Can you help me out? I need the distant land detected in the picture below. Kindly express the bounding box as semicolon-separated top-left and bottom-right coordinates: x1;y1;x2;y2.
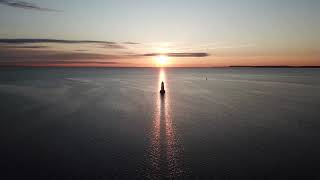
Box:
228;66;320;68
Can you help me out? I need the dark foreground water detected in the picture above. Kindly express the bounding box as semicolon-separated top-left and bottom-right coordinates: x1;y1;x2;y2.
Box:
1;67;320;179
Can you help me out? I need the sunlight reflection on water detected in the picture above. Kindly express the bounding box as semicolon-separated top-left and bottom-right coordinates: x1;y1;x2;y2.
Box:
148;68;183;179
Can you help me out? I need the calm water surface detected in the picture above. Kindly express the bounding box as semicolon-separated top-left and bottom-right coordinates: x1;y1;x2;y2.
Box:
1;67;320;179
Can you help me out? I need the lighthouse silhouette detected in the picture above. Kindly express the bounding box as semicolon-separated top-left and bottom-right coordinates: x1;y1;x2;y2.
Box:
160;81;165;95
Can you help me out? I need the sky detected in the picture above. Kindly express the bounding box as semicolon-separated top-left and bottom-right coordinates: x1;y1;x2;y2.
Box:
0;0;319;67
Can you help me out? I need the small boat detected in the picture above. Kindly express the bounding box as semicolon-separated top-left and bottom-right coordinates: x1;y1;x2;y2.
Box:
160;81;165;95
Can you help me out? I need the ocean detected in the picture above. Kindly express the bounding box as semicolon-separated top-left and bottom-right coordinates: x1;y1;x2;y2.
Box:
1;67;320;179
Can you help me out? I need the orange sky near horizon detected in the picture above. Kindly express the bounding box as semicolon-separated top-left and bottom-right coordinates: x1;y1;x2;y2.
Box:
0;41;319;67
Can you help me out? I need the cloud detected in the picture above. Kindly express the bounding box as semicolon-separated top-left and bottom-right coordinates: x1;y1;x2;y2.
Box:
142;52;209;57
0;60;122;66
0;38;134;50
0;0;61;12
103;44;127;49
0;48;129;62
0;38;116;44
123;42;140;45
0;45;48;49
75;49;89;52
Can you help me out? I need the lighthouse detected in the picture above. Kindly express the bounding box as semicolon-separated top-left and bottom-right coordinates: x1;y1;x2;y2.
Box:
160;81;165;95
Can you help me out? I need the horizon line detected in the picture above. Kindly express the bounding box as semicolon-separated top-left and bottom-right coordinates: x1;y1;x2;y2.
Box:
0;65;319;68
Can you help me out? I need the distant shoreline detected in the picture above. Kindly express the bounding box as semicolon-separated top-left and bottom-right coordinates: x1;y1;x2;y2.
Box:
227;66;320;68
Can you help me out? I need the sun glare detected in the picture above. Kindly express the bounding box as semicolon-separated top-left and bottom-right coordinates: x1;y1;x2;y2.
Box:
155;55;169;66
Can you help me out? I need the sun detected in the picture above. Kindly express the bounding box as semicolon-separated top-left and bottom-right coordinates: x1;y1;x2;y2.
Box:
155;55;169;66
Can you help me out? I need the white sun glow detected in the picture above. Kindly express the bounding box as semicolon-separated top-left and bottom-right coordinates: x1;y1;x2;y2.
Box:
155;55;169;66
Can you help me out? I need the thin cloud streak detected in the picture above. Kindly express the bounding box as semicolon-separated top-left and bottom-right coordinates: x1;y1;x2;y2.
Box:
0;48;129;61
0;0;61;12
0;45;49;49
0;39;116;44
0;60;121;65
123;42;140;45
142;52;209;57
103;44;127;49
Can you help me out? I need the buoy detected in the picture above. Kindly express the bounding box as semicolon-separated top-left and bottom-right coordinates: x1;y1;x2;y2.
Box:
160;81;165;95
